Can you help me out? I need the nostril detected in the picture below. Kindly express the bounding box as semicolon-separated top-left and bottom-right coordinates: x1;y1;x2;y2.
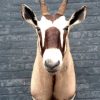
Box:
45;60;60;69
54;61;60;67
45;60;52;68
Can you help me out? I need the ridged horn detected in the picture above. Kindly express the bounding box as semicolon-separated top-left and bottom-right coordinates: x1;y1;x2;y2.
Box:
57;0;68;15
39;0;49;16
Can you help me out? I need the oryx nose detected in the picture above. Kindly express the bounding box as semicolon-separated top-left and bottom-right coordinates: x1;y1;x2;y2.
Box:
45;59;60;69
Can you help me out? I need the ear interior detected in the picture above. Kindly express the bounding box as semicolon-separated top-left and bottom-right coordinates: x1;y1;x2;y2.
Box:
69;6;87;26
21;4;38;26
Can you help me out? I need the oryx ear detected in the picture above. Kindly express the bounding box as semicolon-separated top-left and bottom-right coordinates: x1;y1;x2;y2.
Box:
21;4;38;27
69;6;87;26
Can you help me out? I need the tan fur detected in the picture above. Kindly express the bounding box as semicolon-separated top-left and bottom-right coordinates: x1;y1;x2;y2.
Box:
21;2;87;100
31;37;76;100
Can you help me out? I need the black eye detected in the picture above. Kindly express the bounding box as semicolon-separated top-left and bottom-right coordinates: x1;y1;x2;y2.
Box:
64;26;68;31
36;27;41;32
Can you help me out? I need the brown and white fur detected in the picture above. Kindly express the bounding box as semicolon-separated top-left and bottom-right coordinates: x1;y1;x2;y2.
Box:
21;0;87;100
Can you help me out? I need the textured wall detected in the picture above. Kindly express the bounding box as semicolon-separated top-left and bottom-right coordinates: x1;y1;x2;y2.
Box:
0;0;100;100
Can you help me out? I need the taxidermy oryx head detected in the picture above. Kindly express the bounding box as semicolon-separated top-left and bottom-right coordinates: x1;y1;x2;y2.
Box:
21;0;87;74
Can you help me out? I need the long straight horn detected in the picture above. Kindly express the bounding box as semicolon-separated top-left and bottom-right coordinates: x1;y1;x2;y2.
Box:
57;0;68;15
39;0;49;16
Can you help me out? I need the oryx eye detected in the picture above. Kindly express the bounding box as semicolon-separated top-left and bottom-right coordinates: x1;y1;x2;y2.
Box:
63;26;68;31
36;27;41;32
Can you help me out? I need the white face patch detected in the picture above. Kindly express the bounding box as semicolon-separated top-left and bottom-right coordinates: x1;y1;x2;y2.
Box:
38;16;69;47
43;48;63;69
38;17;52;47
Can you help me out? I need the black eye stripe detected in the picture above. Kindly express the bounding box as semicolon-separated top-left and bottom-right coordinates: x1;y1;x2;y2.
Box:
63;26;69;31
36;27;41;32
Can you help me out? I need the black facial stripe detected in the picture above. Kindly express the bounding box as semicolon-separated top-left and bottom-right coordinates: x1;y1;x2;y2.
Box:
37;26;68;57
62;32;67;56
38;31;45;55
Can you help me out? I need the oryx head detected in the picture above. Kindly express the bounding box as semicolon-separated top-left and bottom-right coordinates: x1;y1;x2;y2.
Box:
21;0;87;74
